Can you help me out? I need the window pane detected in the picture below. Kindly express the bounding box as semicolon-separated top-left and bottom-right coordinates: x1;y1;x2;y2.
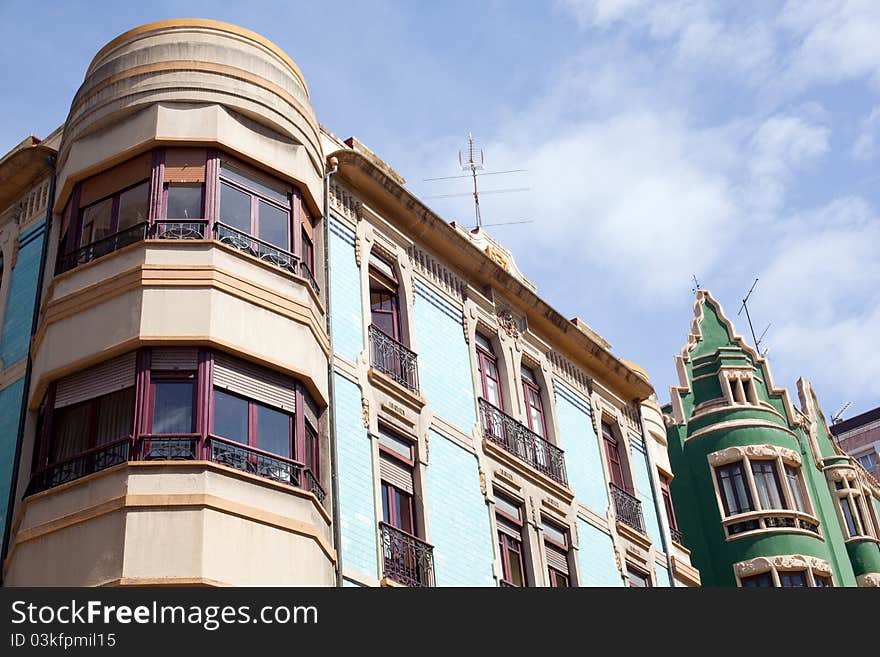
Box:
718;463;753;515
117;182;150;231
258;201;289;249
213;390;248;443
814;575;832;587
840;497;859;536
381;483;391;525
495;494;522;522
506;539;524;587
220;182;251;233
81;198;113;244
779;571;807;587
52;402;92;462
542;520;567;546
304;426;318;477
152;381;194;434
378;428;413;460
741;573;773;587
302;232;314;269
550;569;570;588
475;333;494;353
95;387;135;444
752;461;785;510
166;184;203;219
220;162;289;205
785;465;809;513
256;404;291;458
627;569;649;587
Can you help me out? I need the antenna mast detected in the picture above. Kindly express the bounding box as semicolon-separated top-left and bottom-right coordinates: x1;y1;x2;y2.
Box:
459;132;484;228
737;278;761;352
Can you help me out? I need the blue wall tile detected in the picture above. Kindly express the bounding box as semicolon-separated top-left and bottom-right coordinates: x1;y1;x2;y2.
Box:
0;379;25;547
1;221;44;365
334;374;378;579
413;282;476;432
328;219;363;362
554;383;608;514
577;519;623;587
425;430;495;586
629;434;663;548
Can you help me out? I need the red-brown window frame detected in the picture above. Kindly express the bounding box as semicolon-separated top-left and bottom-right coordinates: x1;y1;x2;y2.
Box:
148;371;197;435
659;473;678;531
521;365;547;437
476;334;504;411
602;421;626;489
495;492;527;587
369;254;402;342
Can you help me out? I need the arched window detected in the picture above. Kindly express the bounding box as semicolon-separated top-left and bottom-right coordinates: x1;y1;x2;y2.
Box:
369;253;401;342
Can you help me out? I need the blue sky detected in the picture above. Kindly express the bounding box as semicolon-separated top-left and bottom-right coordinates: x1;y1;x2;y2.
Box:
2;1;878;419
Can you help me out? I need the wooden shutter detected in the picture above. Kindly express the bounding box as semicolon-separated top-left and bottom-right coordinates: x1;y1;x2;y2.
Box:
151;348;199;371
164;149;206;183
546;544;569;574
55;352;136;408
80;152;152;207
379;453;413;494
213;353;296;412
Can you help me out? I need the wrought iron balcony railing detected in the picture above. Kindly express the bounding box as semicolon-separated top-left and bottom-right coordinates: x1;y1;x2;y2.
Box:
207;435;326;502
57;222;149;273
153;220;208;240
369;325;419;394
300;261;320;296
214;222;299;274
379;522;435;587
26;437;132;495
135;434;200;461
670;527;684;545
610;483;645;534
478;398;568;486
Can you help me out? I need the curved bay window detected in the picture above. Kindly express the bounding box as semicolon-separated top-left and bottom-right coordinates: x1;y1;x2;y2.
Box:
710;447;819;538
831;471;878;540
56;148;320;293
29;348;325;501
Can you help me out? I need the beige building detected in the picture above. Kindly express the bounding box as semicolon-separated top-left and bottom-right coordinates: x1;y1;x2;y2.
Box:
2;19;699;588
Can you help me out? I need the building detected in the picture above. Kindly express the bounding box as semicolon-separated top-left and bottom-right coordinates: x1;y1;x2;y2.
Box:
0;134;58;550
832;407;880;481
664;289;880;587
0;18;699;587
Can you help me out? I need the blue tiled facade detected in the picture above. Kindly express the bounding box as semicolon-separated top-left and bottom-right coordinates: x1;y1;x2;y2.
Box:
0;380;25;547
328;218;363;362
577;519;623;587
425;430;495;586
1;221;44;365
412;281;476;432
334;374;378;580
630;434;663;548
554;383;608;514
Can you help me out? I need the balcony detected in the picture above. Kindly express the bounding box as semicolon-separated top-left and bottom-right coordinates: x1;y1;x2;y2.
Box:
610;483;645;534
670;526;684;545
379;522;435;587
369;325;419;394
478;398;567;486
214;222;299;274
57;222;148;273
26;434;325;503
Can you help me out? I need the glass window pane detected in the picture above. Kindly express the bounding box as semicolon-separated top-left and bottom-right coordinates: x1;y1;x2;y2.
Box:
780;571;807;587
495;494;521;522
52;402;92;462
166;184;203;219
220;182;252;233
378;428;413;460
220;162;289;205
785;465;808;513
258;201;289;249
741;573;773;587
256;404;291;458
117;182;150;231
94;387;135;445
542;520;567;546
381;483;391;524
213;390;248;443
152;381;194;434
840;497;858;536
81;198;113;244
506;540;523;586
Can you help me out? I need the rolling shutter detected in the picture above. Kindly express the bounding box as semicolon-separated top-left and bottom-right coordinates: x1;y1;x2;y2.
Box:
164;149;207;183
546;544;569;574
80;152;152;207
213;353;296;412
379;453;413;494
55;352;136;408
151;348;199;371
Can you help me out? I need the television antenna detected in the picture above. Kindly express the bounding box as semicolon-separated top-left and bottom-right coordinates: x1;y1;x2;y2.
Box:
422;132;530;229
691;274;701;293
831;402;852;424
736;278;764;353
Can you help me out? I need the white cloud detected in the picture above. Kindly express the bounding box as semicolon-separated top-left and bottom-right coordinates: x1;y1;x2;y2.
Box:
852;106;880;160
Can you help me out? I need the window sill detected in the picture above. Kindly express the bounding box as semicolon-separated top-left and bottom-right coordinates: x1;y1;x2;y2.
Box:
481;438;574;503
367;367;426;411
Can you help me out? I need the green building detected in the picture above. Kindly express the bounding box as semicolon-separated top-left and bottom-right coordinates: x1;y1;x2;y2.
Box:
664;290;880;587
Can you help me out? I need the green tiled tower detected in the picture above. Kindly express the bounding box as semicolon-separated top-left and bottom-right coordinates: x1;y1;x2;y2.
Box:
664;290;880;587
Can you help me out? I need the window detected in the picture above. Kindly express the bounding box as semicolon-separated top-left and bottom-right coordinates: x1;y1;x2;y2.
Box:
627;567;651;588
51;387;135;462
751;460;786;511
303;423;319;479
716;462;755;516
150;376;195;434
660;473;679;535
495;492;527;587
80;181;149;246
856;452;877;471
521;365;547;438
778;570;807;587
378;426;417;536
542;518;571;588
602;422;626;489
301;228;314;273
212;389;295;458
369;254;401;341
476;333;503;410
784;465;809;513
814;574;833;587
166;184;203;220
219;160;292;250
740;573;773;587
832;475;875;539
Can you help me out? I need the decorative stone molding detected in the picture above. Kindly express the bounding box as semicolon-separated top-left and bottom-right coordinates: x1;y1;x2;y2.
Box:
478;467;487;496
857;573;880;587
330;182;361;223
733;554;831;578
708;444;801;467
407;244;466;301
497;308;520;340
361;397;370;429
